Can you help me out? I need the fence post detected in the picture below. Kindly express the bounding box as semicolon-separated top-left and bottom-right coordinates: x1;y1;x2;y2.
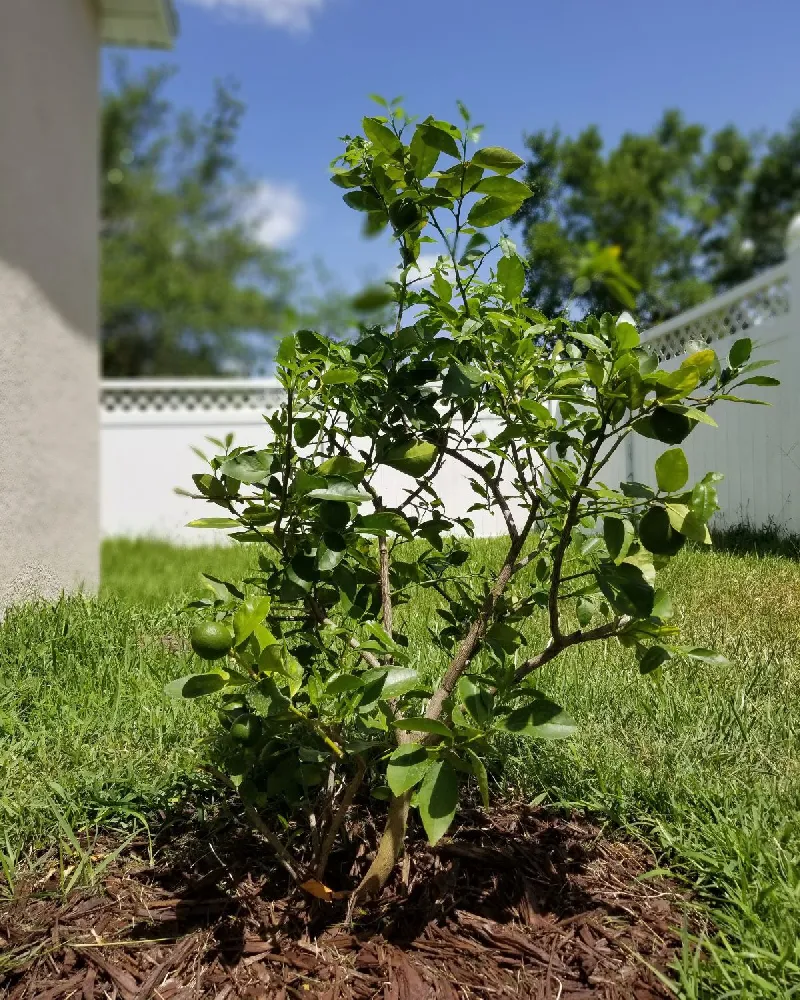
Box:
786;214;800;327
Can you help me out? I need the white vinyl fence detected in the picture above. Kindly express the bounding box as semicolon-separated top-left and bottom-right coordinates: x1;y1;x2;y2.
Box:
101;380;519;543
600;219;800;531
101;217;800;542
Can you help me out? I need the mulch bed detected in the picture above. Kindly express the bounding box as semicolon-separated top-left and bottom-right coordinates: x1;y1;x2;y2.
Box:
1;804;687;999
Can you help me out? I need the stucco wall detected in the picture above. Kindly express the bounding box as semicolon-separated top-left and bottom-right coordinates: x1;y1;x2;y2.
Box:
0;0;100;608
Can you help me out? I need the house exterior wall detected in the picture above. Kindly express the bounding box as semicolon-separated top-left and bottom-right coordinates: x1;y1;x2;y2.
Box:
0;0;100;609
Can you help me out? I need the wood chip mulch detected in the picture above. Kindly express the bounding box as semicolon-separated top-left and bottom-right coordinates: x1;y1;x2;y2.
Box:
1;804;688;999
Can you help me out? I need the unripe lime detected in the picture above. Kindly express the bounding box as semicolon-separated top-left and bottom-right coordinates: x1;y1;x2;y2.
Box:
190;621;233;661
230;714;262;746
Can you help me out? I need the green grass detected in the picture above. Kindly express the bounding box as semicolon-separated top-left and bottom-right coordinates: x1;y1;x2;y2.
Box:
2;537;800;996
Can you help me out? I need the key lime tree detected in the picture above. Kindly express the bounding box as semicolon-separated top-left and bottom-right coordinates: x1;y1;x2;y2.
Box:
169;99;776;898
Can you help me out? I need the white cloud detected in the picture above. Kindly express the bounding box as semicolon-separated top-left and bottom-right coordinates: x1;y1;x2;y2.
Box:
182;0;325;32
240;181;306;247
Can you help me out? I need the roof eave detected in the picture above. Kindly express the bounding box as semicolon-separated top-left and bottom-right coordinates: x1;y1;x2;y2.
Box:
99;0;178;50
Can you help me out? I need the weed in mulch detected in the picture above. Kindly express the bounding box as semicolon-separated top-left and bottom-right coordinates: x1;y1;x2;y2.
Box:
1;803;687;999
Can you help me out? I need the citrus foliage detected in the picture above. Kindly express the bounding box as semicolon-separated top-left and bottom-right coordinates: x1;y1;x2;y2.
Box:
169;98;776;893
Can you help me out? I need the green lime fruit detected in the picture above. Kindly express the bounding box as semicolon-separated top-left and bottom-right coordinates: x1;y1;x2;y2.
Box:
230;714;262;746
651;407;693;445
639;506;685;556
190;621;234;661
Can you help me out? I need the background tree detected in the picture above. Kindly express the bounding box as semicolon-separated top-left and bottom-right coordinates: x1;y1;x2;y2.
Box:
101;62;294;376
516;111;800;324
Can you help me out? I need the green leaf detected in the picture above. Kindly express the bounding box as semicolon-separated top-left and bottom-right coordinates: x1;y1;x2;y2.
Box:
362;116;402;155
464;748;490;808
638;646;672;675
318;532;346;572
639;506;685;556
233;596;272;646
418;123;461;159
497;255;526;299
308;480;371;503
604;516;634;563
467;195;520;228
321;367;360;386
474;175;531;199
614;321;640;350
359;667;420;710
248;676;291;717
387;743;432;795
294;418;320;447
497;698;578;740
735;376;780;387
684;647;730;666
317;455;365;481
651;589;674;621
391;717;453;740
356;511;413;539
276;335;297;366
472;146;525;174
680;349;716;376
571;331;609;354
410;128;440;179
666;503;712;544
457;675;493;726
416;760;459;846
729;337;752;367
186;518;240;529
383;439;438;476
295;470;327;496
690;481;718;521
326;674;364;695
220;450;271;484
655;448;689;493
343;189;383;212
519;398;554;424
165;672;226;699
611;563;655;617
201;573;244;601
653;368;700;400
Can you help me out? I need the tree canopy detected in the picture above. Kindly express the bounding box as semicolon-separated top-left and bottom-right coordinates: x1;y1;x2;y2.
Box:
516;110;800;324
101;62;293;376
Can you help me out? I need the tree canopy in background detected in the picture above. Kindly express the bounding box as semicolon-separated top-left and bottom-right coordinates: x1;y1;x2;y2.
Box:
516;110;800;324
101;62;294;376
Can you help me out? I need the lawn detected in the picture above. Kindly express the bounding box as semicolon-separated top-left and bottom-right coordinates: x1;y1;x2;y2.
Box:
1;536;799;996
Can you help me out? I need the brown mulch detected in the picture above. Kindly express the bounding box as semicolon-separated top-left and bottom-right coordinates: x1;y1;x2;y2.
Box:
1;804;687;999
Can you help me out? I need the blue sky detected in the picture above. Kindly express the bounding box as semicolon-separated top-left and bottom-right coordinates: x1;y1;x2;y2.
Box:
108;0;800;294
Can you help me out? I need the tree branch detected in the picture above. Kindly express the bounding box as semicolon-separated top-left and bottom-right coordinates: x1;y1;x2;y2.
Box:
513;617;630;684
315;755;366;880
547;420;607;642
309;597;382;671
442;446;519;542
423;505;538;725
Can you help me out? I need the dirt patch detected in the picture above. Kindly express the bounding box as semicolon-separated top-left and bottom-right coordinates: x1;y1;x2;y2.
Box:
1;804;686;998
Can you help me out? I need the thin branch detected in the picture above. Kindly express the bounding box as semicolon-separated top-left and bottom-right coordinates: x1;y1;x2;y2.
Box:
513;617;630;684
423;503;539;726
202;766;301;881
308;596;382;671
315;756;366;880
547;419;607;642
441;446;519;542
